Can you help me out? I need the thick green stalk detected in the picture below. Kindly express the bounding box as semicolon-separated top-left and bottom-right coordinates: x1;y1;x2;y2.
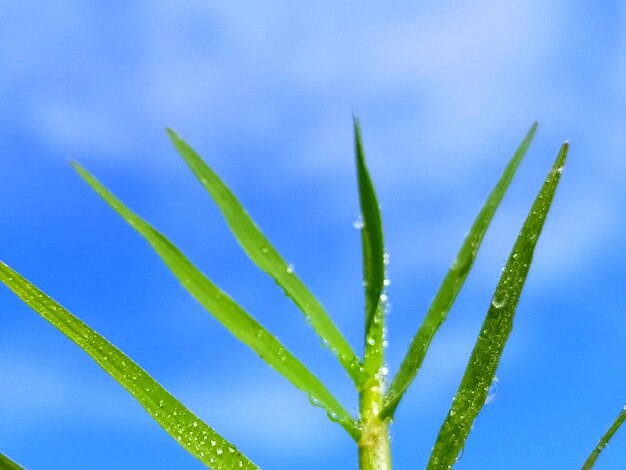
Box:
358;375;391;470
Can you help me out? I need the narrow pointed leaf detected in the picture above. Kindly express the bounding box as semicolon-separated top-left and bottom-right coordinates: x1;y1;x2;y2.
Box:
582;404;626;469
166;129;365;387
354;117;386;376
0;262;257;469
383;122;538;418
71;162;360;440
427;142;568;469
0;451;25;470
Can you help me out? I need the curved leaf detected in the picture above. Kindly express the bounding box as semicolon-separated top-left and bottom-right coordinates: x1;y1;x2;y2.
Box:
166;129;365;387
71;162;360;440
382;122;538;418
427;142;568;469
0;262;257;469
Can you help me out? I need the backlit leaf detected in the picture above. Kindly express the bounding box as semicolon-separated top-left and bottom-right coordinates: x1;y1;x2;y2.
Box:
383;123;538;418
72;162;360;440
427;142;568;469
0;262;258;469
166;129;365;387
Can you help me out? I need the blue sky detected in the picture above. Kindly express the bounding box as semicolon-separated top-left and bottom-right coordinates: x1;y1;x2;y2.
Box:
1;1;625;469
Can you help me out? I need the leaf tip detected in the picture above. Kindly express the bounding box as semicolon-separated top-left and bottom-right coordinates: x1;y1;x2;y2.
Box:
70;160;88;177
165;127;178;140
557;141;569;166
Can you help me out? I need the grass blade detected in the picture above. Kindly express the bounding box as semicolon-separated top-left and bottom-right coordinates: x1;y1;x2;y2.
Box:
353;117;386;376
427;142;568;469
582;404;626;469
0;262;257;469
0;451;25;470
354;117;393;469
166;129;365;387
382;123;538;418
71;162;360;440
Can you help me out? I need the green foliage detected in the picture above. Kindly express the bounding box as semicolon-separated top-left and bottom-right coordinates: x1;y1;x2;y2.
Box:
583;404;626;469
0;451;25;470
427;142;568;469
0;262;257;469
0;119;574;469
382;122;537;419
166;128;365;388
71;162;359;440
353;117;386;354
354;117;392;470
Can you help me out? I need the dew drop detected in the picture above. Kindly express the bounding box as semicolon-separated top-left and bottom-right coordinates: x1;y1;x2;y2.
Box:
286;263;295;274
216;447;224;455
353;215;364;230
380;366;389;376
455;445;464;463
388;419;396;443
485;376;499;404
366;337;375;346
308;394;322;408
383;278;391;287
491;294;508;309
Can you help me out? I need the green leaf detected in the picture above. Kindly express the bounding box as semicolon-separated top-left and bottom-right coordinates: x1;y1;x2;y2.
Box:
382;122;538;418
353;117;386;377
166;129;365;388
427;142;568;469
0;262;257;470
0;451;25;470
71;162;360;440
582;404;626;469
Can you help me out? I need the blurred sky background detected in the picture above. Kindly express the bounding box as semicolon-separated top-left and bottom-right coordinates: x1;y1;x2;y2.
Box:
1;1;625;469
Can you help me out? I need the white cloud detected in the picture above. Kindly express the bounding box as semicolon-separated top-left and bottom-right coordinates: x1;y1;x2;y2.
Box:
1;0;561;171
166;376;349;454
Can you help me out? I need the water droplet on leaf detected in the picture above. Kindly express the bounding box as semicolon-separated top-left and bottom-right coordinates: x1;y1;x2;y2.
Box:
485;376;499;404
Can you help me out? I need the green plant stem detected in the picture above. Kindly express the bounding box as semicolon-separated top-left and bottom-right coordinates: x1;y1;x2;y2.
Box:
358;376;391;470
582;405;626;470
